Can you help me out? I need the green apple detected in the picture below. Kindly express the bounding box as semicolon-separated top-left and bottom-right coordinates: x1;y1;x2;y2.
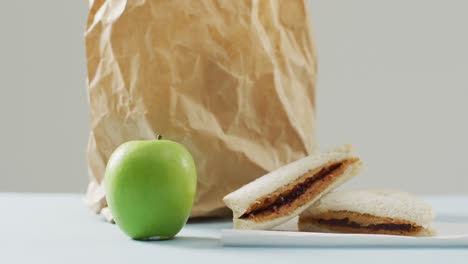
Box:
104;139;197;240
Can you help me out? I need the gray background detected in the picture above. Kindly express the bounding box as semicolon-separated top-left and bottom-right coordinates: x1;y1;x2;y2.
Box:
0;1;466;194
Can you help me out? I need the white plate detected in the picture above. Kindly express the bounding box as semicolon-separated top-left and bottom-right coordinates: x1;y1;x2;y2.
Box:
221;217;468;247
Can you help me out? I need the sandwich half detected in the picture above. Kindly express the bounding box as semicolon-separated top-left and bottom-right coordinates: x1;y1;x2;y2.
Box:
223;144;363;230
298;189;435;236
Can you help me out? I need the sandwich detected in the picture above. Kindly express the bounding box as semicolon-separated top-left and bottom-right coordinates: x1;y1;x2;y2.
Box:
223;144;363;230
298;189;435;236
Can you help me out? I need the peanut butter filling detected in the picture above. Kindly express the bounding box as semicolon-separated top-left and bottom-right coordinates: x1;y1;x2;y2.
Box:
299;210;422;236
240;158;358;222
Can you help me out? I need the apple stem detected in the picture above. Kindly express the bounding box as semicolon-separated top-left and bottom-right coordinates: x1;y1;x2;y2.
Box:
157;135;162;140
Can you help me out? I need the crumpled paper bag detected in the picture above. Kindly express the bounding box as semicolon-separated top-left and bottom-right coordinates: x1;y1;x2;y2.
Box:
84;0;318;219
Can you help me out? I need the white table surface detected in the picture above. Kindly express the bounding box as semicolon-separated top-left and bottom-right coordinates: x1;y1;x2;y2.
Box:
1;193;467;264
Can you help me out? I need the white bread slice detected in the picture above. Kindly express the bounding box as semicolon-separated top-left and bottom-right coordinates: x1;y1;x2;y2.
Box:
301;189;434;228
232;163;363;229
223;144;363;230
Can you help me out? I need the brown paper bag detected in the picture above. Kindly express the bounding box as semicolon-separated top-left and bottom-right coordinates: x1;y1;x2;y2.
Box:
84;0;318;218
